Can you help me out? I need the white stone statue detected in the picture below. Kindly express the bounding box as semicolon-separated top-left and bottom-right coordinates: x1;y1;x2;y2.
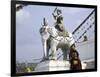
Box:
40;17;75;61
37;8;87;71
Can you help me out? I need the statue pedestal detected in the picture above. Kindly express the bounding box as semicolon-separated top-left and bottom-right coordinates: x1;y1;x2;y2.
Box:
35;60;87;72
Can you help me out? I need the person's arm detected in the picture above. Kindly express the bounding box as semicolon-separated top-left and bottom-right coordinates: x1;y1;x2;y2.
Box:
52;13;57;20
52;7;58;20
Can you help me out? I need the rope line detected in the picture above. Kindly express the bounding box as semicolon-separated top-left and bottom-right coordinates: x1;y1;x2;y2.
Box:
72;9;95;35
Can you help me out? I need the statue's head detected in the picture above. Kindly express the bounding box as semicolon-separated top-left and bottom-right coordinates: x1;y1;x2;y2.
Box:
57;9;62;15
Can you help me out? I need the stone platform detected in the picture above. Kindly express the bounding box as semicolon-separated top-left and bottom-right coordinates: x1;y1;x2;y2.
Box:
35;60;86;72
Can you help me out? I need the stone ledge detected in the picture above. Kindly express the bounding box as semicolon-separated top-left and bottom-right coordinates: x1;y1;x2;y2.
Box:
34;60;86;72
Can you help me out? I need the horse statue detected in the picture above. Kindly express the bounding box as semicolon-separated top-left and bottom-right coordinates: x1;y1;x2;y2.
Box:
40;18;75;61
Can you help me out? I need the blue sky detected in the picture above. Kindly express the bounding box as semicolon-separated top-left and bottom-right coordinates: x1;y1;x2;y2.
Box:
16;5;94;63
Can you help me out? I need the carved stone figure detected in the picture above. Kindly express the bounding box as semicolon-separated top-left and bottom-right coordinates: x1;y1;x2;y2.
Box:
39;8;80;62
52;7;64;31
52;7;69;37
40;17;75;60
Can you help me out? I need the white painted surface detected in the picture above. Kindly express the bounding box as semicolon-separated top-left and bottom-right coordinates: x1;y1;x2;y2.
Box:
76;39;94;60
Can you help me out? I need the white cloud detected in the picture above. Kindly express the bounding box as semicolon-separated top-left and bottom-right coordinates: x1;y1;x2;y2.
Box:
16;7;31;25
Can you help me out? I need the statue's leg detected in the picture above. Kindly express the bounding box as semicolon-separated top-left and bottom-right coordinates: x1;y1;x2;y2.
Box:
47;47;50;58
62;49;67;61
51;46;57;60
46;38;51;59
42;38;47;60
50;40;58;60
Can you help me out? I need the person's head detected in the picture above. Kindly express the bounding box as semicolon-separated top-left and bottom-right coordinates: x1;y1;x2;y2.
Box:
72;51;79;59
57;9;62;15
